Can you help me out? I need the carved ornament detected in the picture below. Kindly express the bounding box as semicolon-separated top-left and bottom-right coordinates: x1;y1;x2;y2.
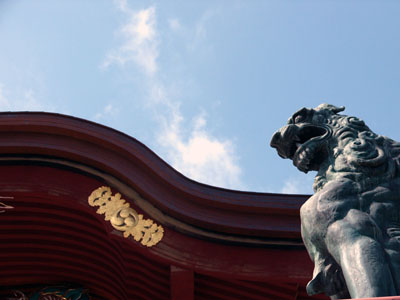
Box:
88;186;163;247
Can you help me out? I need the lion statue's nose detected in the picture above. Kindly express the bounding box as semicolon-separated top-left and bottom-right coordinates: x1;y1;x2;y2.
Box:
270;131;281;149
270;130;289;159
270;125;298;159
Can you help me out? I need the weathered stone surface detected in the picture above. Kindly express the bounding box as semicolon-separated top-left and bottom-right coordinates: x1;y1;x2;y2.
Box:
271;104;400;299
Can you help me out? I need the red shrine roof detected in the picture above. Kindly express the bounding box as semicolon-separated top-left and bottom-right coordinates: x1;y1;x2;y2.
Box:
0;112;329;299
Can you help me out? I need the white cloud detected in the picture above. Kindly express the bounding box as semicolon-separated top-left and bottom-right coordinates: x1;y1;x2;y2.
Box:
113;0;128;12
102;5;158;75
94;103;119;121
0;84;53;111
280;176;314;194
168;18;181;31
187;9;217;51
157;104;242;189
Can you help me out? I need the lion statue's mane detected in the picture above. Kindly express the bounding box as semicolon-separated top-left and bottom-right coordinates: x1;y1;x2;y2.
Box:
312;104;400;193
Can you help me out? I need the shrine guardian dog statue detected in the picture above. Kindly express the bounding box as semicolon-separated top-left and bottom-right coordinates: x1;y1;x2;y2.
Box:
271;104;400;299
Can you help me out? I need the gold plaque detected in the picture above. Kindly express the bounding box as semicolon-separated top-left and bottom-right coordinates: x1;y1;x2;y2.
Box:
88;186;163;247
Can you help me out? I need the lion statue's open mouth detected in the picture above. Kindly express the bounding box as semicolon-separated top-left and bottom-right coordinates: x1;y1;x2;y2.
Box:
270;111;331;173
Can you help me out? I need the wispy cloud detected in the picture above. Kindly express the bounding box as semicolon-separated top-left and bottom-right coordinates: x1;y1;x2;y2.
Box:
114;0;128;12
94;103;119;121
0;84;53;111
105;2;243;189
188;9;217;52
156;100;242;188
102;4;158;75
168;18;181;31
280;176;314;194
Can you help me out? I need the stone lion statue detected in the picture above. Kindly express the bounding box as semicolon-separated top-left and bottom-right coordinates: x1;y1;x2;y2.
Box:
271;104;400;299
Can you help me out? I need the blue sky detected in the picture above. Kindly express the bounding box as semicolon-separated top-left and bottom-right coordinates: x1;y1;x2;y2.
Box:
1;0;400;194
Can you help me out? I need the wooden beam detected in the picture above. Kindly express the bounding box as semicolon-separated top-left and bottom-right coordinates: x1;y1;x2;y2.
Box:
170;265;194;300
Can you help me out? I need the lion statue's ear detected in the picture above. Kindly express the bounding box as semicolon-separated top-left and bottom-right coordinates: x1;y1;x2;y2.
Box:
315;103;345;114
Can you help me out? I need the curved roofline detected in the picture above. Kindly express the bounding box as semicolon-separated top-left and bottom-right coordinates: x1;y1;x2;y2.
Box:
0;111;309;242
0;111;309;196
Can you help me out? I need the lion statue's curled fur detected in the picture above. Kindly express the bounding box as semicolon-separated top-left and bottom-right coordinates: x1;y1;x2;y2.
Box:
271;104;400;299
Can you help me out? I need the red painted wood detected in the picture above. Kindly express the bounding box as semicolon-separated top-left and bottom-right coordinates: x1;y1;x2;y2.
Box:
0;165;312;281
170;265;194;300
0;164;326;299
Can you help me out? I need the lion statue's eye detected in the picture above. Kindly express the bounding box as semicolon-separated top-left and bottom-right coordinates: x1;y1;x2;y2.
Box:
294;115;305;123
